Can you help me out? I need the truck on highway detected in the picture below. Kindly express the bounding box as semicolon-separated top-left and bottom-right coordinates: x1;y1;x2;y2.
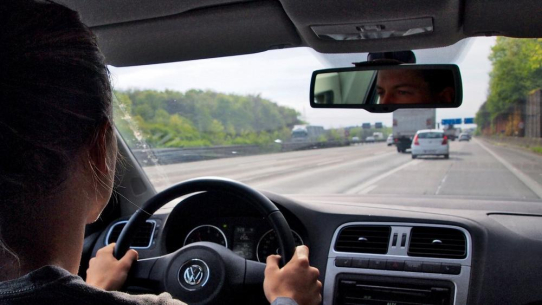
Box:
372;132;384;141
291;125;325;142
392;109;436;153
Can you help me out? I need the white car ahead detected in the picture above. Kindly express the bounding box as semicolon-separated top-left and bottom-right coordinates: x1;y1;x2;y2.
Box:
411;130;449;159
386;134;394;146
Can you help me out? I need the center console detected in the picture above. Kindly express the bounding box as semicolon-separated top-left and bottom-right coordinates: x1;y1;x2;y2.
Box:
323;222;472;305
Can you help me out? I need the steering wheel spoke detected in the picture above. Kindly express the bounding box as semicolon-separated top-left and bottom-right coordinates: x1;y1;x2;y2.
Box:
126;256;165;290
244;260;266;288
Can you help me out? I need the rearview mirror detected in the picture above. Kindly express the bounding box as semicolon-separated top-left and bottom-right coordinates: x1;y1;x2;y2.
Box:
310;64;462;113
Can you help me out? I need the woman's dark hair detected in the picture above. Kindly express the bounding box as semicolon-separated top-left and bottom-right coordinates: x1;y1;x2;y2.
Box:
0;1;112;208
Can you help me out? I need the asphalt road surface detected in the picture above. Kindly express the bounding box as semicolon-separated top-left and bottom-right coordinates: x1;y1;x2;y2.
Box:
144;138;542;201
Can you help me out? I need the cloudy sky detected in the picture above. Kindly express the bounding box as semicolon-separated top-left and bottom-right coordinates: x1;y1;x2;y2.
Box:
109;37;496;129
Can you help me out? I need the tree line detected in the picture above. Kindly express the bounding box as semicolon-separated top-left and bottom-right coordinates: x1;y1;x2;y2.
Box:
475;38;542;130
113;89;303;148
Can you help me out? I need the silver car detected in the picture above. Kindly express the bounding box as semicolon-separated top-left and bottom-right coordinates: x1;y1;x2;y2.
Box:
386;134;394;146
411;130;449;159
458;133;471;141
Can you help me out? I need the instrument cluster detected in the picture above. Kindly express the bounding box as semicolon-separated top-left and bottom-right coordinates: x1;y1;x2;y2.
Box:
163;191;307;262
181;217;304;262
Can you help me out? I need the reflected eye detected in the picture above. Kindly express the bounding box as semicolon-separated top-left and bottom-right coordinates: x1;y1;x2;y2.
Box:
397;90;413;96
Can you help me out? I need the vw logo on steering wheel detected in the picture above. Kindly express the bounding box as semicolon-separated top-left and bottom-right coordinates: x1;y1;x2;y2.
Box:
178;259;210;291
184;265;204;285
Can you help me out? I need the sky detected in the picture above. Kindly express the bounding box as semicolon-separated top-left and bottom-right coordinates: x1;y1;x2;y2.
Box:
109;37;496;129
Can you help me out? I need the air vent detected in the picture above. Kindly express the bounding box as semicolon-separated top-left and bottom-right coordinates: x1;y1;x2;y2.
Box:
334;226;391;254
106;221;156;248
408;227;467;259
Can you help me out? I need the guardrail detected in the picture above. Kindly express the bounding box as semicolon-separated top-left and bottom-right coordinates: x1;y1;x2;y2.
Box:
480;135;542;148
132;140;357;166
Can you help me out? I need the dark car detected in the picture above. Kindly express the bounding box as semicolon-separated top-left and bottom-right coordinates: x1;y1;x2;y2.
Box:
458;133;471;141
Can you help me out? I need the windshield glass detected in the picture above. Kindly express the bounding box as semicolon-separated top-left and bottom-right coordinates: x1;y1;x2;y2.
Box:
112;37;542;202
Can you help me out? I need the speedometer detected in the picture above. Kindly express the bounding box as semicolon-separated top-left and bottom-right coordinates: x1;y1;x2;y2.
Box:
256;230;304;262
184;225;228;248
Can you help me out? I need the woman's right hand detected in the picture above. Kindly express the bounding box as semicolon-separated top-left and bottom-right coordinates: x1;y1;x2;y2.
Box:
263;246;322;305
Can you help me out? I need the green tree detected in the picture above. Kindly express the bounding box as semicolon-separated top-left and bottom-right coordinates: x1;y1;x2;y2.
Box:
113;88;304;148
134;104;154;121
153;109;170;125
476;38;542;127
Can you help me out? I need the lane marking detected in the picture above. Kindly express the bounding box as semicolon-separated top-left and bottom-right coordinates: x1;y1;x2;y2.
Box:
250;151;396;188
434;144;461;195
317;159;344;166
373;151;391;156
476;139;542;199
346;159;421;194
358;184;378;194
435;173;448;195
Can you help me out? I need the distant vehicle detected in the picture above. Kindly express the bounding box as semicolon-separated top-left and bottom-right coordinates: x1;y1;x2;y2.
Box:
373;132;384;141
463;128;476;135
393;109;436;153
365;136;375;143
291;125;325;142
351;136;360;143
458;133;471;141
411;130;449;159
386;134;394;146
443;125;461;141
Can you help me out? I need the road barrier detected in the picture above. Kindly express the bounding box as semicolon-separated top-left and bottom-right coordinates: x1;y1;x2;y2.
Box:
479;136;542;149
280;141;350;152
132;140;355;166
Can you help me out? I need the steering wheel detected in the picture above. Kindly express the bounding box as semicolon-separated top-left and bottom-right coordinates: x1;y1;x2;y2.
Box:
113;177;296;305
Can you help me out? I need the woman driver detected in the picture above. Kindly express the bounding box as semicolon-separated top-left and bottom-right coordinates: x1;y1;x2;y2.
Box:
0;1;321;305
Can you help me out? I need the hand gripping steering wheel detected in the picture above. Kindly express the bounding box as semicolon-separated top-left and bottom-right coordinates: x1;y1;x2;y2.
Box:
113;177;296;305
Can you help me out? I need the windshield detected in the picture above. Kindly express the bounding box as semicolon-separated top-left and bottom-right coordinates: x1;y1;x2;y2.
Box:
112;37;542;202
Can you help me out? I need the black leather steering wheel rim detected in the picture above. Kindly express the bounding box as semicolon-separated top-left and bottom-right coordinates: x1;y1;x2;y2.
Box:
114;177;296;266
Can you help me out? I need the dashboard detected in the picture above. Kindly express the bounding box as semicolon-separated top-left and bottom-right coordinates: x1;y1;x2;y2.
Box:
92;191;542;305
101;191;308;263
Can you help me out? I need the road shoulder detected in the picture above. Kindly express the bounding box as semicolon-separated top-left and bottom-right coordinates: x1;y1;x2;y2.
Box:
476;138;542;199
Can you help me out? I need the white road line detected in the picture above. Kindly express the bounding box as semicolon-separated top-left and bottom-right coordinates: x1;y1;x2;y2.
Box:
317;159;344;166
476;138;542;199
373;151;390;155
435;173;448;195
346;159;421;194
253;151;396;189
358;184;378;194
435;147;458;196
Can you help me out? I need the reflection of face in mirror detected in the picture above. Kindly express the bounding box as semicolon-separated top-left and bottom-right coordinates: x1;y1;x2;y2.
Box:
376;70;455;104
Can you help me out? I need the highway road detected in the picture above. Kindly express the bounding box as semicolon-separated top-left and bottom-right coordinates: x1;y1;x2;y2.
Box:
144;138;542;202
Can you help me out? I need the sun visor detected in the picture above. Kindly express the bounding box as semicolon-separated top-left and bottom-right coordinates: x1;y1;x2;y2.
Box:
463;0;542;37
57;0;258;27
92;1;301;66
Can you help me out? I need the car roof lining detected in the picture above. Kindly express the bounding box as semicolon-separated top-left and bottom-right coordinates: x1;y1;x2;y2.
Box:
87;1;302;66
57;0;542;67
56;0;259;27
